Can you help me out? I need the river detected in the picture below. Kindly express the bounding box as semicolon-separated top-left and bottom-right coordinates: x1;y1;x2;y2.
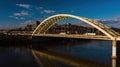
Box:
0;39;119;67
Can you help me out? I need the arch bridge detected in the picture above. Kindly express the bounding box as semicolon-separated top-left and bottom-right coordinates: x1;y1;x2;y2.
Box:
32;14;120;40
32;14;120;59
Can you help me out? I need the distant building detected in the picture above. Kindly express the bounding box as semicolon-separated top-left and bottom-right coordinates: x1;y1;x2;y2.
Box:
32;21;40;31
36;21;40;26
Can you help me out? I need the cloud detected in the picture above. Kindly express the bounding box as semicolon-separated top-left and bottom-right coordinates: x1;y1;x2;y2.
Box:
16;4;31;9
43;10;55;14
74;16;120;28
19;17;25;20
9;16;25;20
14;10;30;16
9;10;31;20
16;4;44;11
9;16;18;19
94;16;120;28
36;7;43;10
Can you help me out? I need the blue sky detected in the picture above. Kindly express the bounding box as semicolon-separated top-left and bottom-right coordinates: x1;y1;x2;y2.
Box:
1;0;120;29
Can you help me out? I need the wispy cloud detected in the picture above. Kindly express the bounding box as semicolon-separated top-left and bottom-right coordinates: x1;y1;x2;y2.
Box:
9;10;30;20
9;4;56;22
8;11;31;20
14;4;56;16
13;10;30;16
36;7;43;10
43;9;55;14
75;16;120;28
94;16;120;28
9;16;25;20
16;4;31;9
19;17;25;20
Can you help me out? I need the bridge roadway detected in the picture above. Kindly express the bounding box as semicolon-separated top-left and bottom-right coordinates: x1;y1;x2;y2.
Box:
33;34;111;40
18;34;111;40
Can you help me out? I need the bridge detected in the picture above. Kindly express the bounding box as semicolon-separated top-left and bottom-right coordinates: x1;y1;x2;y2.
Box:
32;14;120;40
4;14;120;59
32;14;120;59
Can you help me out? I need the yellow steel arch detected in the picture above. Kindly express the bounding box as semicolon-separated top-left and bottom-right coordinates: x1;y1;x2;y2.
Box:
32;14;119;40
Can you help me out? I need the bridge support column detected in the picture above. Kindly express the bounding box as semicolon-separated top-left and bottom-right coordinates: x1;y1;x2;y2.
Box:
112;38;117;59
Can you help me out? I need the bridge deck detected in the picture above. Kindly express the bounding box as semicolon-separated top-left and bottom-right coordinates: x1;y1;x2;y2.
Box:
32;34;111;40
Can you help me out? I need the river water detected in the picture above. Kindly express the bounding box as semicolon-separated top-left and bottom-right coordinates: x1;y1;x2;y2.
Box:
0;39;119;67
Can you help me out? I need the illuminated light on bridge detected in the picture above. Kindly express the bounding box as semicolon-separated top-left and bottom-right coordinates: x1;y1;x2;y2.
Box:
31;14;120;60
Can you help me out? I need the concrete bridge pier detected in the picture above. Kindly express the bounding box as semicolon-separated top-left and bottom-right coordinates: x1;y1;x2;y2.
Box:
112;38;117;59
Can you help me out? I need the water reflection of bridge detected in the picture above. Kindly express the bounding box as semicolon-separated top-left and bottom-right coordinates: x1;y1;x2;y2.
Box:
31;49;111;67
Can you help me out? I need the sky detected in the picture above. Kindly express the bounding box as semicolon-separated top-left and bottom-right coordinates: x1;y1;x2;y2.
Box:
1;0;120;29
